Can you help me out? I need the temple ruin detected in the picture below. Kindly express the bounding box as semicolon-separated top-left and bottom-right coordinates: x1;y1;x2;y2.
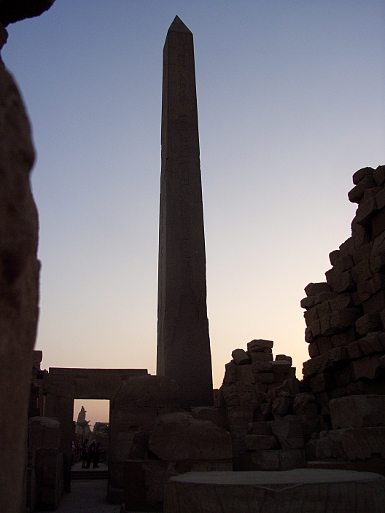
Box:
1;6;385;513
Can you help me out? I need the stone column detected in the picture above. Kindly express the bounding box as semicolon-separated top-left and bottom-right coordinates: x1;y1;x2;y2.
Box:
157;16;213;408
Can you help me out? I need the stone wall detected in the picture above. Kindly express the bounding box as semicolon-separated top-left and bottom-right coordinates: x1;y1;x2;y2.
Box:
301;166;385;420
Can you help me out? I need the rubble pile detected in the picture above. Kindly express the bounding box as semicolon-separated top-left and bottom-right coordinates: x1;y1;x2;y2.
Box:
218;339;319;470
301;166;385;420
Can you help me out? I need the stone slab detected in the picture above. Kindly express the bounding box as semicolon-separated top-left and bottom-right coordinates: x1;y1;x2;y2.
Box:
164;469;385;512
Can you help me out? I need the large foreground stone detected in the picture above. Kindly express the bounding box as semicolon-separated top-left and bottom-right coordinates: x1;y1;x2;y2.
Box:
164;469;385;512
0;55;40;513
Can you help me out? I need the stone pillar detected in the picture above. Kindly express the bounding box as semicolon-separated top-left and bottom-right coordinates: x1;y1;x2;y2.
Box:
157;16;213;409
44;394;73;493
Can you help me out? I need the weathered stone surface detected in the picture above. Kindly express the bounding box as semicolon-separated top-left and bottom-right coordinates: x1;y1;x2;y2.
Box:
164;469;385;512
148;412;232;461
0;55;41;513
330;395;385;429
156;16;213;408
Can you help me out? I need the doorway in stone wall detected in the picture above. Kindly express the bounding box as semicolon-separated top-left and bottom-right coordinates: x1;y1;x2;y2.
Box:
72;399;110;475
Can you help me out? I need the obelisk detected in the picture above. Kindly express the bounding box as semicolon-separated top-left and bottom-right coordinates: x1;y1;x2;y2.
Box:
157;16;213;408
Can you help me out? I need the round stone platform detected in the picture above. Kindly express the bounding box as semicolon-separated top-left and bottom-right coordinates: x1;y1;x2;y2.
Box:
164;468;385;512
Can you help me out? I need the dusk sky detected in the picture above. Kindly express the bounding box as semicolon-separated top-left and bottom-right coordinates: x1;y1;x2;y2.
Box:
3;1;384;425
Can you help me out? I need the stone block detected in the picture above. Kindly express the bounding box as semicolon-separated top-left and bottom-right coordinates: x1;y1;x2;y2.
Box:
308;342;320;358
272;396;290;419
164;468;385;513
310;372;334;394
329;249;340;266
330;395;385;429
371;207;385;238
375;186;385;210
333;254;355;274
124;459;175;511
362;290;385;314
245;435;278;451
351;355;381;381
358;332;384;355
223;360;237;383
249;351;273;363
353;166;375;185
271;361;291;373
304;306;319;324
304;282;330;297
334;365;352;387
339;237;355;255
271;416;304;449
236;364;255;383
300;295;315;309
250;449;280;470
317;337;332;354
251;361;272;374
370;253;385;274
29;417;60;450
347;341;364;359
355;197;378;225
247;421;272;436
148;412;232;461
247;339;274;351
348;175;377;203
191;407;227;431
353;241;373;265
322;426;385;461
356;313;382;336
232;348;249;365
352;219;372;247
373;165;385;185
276;355;293;365
326;269;355;293
254;372;274;383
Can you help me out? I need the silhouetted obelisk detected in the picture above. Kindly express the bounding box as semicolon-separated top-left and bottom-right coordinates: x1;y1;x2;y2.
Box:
157;16;213;408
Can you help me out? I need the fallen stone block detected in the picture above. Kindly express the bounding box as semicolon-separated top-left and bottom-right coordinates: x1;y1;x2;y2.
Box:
232;348;249;365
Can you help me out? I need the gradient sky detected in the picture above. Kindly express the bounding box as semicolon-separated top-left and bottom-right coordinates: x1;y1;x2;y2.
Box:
3;1;385;425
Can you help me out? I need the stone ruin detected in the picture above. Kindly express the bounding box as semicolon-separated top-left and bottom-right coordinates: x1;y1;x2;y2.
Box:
1;5;385;513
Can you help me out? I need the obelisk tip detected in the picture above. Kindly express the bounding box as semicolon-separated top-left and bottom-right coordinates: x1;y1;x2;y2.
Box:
168;15;192;34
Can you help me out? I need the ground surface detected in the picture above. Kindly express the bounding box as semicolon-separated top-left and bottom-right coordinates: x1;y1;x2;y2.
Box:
54;480;120;513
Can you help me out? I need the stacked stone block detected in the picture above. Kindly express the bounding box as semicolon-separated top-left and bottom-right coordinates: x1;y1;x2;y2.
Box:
308;395;385;475
301;166;385;415
218;339;318;470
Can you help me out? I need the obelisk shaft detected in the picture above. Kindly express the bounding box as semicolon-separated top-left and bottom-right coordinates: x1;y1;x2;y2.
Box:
157;16;213;408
